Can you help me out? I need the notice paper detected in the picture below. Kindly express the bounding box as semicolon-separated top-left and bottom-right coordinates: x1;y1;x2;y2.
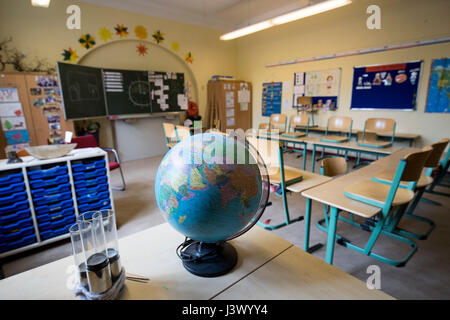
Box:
178;94;188;110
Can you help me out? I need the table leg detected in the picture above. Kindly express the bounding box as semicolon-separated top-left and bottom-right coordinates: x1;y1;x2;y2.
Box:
302;143;307;170
304;198;324;253
325;206;339;265
311;144;316;172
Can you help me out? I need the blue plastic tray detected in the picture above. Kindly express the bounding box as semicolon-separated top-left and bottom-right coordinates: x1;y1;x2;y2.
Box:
0;200;29;215
34;199;73;215
0;225;35;242
33;191;72;206
0;209;31;224
36;207;74;223
73;168;107;181
29;175;70;189
0;182;26;196
74;176;108;189
77;191;109;204
78;198;111;213
0;217;34;233
0;234;36;253
38;215;76;232
40;221;73;240
76;183;109;197
0;172;23;187
71;159;106;173
28;165;68;180
0;190;28;205
30;183;72;198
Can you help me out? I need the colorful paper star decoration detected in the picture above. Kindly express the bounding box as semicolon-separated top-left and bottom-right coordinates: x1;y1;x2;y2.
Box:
152;30;164;44
99;27;112;42
136;43;148;56
135;25;148;40
115;24;129;38
185;51;194;64
171;41;179;52
62;47;79;62
79;34;96;49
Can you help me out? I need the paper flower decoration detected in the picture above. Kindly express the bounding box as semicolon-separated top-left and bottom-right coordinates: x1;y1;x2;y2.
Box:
99;27;112;42
136;43;148;56
185;52;194;64
152;30;164;44
171;41;179;52
62;47;79;62
79;34;96;49
115;24;129;38
135;25;148;40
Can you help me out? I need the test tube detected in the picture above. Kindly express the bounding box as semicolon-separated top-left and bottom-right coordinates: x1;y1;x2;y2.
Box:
68;223;87;285
93;209;121;281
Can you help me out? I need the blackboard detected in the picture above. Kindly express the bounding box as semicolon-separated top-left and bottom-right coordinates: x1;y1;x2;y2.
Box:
57;62;107;120
103;68;151;115
350;61;422;110
149;71;185;113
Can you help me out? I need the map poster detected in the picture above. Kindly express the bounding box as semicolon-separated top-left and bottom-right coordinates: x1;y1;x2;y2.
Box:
425;58;449;113
262;82;282;116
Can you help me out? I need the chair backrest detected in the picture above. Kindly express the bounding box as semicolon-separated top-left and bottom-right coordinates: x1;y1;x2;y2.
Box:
290;114;309;128
175;125;191;141
327;116;352;132
71;134;98;149
400;146;433;182
258;123;273;130
424;138;449;168
246;136;280;176
357;130;377;142
162;123;177;141
321;157;347;177
269;114;287;131
365;118;396;133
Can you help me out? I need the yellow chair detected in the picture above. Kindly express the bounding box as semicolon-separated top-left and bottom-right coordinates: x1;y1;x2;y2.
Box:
163;123;177;150
269;114;287;134
358;118;396;148
175;125;192;142
282;114;309;138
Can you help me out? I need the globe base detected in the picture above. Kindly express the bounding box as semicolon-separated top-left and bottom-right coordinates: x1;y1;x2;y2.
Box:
181;241;238;277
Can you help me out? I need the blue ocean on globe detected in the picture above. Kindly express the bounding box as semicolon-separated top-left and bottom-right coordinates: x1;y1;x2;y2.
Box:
155;133;262;242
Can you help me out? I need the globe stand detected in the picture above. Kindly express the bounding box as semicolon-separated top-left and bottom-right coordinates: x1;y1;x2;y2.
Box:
181;241;238;277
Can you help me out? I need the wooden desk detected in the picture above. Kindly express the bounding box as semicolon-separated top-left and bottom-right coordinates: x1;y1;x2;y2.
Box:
0;222;393;300
304;137;402;172
214;245;393;300
295;126;420;147
301;148;419;265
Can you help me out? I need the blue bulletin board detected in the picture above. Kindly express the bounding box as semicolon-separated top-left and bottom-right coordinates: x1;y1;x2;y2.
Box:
425;58;449;113
262;82;282;116
350;61;422;110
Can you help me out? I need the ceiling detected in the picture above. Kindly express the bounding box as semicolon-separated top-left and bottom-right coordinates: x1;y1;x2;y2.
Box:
79;0;320;31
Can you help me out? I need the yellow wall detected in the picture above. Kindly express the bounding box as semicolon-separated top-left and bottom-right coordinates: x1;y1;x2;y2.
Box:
235;0;450;146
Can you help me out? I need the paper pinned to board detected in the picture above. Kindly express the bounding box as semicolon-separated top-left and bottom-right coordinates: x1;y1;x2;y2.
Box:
177;94;188;110
238;89;250;103
226;117;235;126
293;85;305;95
283;80;292;94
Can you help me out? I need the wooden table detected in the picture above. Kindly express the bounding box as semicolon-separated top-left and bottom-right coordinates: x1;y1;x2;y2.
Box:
295;126;420;147
301;148;419;265
0;223;393;300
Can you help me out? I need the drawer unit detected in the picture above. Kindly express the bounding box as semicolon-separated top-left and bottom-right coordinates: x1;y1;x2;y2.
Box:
34;199;73;215
40;220;76;240
0;190;28;205
0;171;23;188
75;182;109;197
36;207;74;224
71;158;106;173
0;200;29;215
0;209;32;224
0;182;26;196
30;183;72;198
0;234;36;253
76;190;109;204
29;175;70;189
27;164;68;180
38;214;76;232
74;176;108;189
0;217;34;233
78;198;111;214
32;191;72;206
73;168;107;181
0;225;35;242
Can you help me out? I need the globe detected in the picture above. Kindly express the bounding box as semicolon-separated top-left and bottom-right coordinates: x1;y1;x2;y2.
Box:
155;132;269;276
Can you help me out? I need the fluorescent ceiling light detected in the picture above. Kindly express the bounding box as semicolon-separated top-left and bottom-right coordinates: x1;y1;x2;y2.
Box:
31;0;51;8
220;0;352;40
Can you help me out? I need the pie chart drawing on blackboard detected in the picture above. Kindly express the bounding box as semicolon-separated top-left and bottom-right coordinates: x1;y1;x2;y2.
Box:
128;80;150;109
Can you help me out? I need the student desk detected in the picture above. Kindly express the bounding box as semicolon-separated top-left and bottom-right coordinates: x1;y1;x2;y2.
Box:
305;137;402;172
295;126;420;147
301;148;419;265
0;223;392;300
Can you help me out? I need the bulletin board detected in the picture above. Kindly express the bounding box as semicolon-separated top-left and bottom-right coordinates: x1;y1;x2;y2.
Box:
425;57;449;113
293;68;341;110
262;82;282;116
148;71;186;113
350;61;422;110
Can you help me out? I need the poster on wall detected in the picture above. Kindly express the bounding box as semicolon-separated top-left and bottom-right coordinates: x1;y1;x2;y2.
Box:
425;57;449;113
350;61;422;110
293;68;341;111
262;82;282;116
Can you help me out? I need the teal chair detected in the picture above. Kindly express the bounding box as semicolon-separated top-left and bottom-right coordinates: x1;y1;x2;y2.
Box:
317;147;432;267
163;122;177;150
371;138;449;239
426;144;450;197
282;114;310;156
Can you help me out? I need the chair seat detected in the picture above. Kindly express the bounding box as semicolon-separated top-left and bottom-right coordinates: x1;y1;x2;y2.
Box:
261;130;284;135
344;179;415;207
373;169;433;189
109;161;120;171
268;165;303;185
320;135;348;143
357;140;392;148
282;132;306;138
167;142;177;148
